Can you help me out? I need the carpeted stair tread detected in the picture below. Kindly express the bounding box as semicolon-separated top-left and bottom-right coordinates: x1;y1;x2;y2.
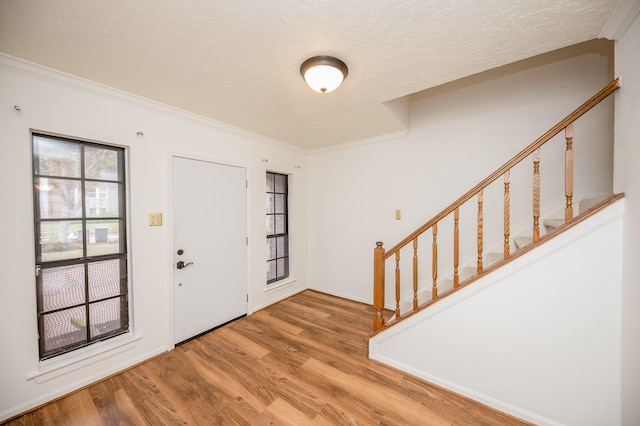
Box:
486;252;504;267
459;266;477;281
543;218;564;230
579;196;608;214
514;236;533;249
397;195;614;317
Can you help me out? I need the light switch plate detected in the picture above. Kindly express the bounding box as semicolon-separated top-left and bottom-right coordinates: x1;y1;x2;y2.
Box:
148;213;163;226
395;210;401;220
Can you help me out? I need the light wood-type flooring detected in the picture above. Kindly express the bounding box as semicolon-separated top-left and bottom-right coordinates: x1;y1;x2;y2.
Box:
4;290;531;425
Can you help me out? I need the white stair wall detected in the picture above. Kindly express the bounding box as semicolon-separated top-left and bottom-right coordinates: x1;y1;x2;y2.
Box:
513;196;609;250
369;198;624;426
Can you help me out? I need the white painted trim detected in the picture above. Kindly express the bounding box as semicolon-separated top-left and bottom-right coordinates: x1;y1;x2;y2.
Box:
265;278;297;294
252;287;306;312
0;53;305;153
27;333;143;382
167;153;251;347
599;0;640;40
308;285;371;305
370;198;624;344
369;198;624;425
308;130;408;154
2;343;165;422
371;353;562;426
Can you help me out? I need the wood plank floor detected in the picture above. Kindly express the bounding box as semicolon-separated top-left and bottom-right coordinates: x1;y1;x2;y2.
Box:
5;290;531;425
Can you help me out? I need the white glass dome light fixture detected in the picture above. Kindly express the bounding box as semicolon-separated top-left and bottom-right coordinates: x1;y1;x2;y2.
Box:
300;56;348;94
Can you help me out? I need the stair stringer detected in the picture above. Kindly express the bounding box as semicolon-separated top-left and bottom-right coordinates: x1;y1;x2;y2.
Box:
369;199;624;426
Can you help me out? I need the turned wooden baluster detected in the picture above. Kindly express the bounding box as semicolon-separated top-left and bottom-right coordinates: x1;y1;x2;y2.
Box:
453;208;459;287
370;80;620;332
477;190;483;273
565;123;574;223
533;148;541;242
504;170;511;258
395;252;401;318
432;223;438;299
373;242;385;331
413;238;418;310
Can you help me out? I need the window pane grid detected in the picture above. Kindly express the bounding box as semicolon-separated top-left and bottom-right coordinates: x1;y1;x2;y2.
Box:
33;134;128;360
266;172;289;284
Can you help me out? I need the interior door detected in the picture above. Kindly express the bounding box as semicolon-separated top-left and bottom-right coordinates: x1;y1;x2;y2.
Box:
172;156;247;344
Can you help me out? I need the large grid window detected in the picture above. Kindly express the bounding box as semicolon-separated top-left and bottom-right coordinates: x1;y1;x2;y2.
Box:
32;133;128;360
266;172;289;284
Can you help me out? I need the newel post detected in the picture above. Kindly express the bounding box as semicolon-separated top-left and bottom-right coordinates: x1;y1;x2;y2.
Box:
373;241;386;331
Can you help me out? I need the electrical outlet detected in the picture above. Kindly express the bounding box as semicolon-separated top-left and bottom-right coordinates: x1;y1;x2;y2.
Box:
148;213;163;226
395;210;401;220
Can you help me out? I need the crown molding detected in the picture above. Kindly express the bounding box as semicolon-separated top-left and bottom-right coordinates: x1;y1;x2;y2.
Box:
599;0;640;40
308;130;408;154
0;53;306;153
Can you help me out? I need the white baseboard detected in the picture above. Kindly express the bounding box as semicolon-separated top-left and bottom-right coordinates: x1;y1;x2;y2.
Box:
1;346;169;422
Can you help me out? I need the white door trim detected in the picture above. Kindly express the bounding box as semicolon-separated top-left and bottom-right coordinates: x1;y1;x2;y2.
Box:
166;152;251;349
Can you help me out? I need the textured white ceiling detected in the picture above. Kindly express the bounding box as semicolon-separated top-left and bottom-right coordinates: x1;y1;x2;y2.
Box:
0;0;619;149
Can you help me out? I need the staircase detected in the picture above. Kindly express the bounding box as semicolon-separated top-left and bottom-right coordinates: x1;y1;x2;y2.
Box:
512;196;607;250
371;78;622;333
394;194;621;318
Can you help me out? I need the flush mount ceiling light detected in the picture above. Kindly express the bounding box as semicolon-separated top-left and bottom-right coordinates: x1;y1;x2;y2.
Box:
300;56;348;94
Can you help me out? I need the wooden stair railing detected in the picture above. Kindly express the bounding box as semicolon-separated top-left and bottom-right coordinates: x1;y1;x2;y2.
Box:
373;78;621;332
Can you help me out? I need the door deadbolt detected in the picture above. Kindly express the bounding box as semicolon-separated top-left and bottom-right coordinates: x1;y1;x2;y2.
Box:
177;249;184;255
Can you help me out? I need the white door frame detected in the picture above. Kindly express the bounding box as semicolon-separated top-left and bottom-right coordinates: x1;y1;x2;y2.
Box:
167;152;251;349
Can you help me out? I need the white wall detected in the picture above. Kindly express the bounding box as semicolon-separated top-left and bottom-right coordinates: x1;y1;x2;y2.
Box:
0;32;628;424
370;200;624;425
612;9;640;426
0;55;308;420
308;40;614;306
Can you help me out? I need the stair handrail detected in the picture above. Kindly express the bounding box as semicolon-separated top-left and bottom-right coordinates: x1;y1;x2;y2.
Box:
373;77;621;331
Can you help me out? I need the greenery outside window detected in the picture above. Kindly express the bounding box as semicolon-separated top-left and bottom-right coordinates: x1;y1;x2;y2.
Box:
32;133;128;360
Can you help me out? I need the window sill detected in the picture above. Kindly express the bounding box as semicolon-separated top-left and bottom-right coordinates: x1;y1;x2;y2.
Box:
264;277;296;294
27;332;142;383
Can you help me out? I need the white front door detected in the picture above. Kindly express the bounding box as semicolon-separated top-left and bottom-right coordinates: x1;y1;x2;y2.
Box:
172;156;247;344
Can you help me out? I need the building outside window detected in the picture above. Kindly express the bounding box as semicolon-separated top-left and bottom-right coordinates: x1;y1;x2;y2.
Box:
32;133;129;360
266;172;289;284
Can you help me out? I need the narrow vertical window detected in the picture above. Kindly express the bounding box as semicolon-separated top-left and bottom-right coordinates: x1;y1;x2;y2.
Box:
266;172;289;284
32;133;128;360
